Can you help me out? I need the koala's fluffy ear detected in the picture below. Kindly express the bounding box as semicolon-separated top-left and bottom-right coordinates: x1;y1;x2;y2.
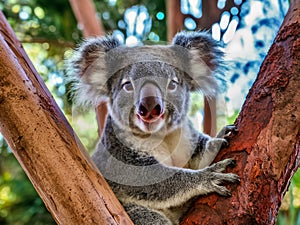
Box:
66;36;121;107
172;31;224;96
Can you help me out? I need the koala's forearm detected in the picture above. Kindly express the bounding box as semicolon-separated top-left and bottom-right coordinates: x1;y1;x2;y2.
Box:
94;142;205;209
188;132;211;169
189;130;230;170
191;125;237;169
107;163;220;210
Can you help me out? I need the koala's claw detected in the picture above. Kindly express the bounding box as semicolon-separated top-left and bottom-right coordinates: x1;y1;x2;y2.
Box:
221;138;229;147
206;138;229;152
216;125;238;139
227;159;237;167
211;172;240;196
214;185;232;197
202;158;239;196
208;158;236;172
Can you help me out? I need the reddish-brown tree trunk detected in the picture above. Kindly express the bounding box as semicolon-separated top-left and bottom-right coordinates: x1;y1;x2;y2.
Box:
181;1;300;224
0;12;133;225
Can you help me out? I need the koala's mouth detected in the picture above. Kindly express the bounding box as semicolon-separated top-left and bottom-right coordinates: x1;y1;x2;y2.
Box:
135;111;165;133
137;112;165;124
134;92;166;132
136;114;164;133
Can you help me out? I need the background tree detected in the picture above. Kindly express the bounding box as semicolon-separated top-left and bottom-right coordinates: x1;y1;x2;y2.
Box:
0;9;133;225
182;0;300;223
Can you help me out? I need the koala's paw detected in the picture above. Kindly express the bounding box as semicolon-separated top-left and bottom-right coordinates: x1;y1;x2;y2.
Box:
206;137;229;151
201;158;240;196
207;125;238;151
216;125;238;139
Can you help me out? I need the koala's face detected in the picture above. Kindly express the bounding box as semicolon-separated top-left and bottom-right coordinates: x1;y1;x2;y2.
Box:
67;31;223;134
108;60;190;134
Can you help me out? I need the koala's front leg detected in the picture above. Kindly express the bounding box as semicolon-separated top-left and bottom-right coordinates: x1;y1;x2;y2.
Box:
190;125;237;169
198;158;239;196
215;125;238;139
114;158;239;210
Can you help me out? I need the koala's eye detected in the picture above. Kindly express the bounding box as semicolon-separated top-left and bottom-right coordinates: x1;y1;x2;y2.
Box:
167;80;178;91
122;81;134;92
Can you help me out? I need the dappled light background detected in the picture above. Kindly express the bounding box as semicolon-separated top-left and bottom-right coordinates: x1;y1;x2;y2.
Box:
0;0;298;224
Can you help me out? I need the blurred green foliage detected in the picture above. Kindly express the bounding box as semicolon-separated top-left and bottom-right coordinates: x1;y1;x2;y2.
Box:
0;139;56;225
0;0;299;224
277;170;300;225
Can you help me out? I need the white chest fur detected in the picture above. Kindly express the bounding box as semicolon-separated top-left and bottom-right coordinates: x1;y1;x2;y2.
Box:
122;124;195;168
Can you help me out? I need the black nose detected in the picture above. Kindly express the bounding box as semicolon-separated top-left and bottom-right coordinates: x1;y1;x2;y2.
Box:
138;97;163;119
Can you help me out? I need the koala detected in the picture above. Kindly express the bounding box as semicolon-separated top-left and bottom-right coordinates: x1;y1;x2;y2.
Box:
67;31;239;225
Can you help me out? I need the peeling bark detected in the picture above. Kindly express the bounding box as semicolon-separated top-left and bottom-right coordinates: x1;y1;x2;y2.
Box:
181;1;300;224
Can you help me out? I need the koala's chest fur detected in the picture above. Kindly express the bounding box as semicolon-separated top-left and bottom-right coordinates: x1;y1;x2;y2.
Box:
122;124;195;168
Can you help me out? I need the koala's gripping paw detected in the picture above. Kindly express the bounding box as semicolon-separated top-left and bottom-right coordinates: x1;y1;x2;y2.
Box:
200;158;240;196
216;125;238;139
207;125;238;149
206;137;229;150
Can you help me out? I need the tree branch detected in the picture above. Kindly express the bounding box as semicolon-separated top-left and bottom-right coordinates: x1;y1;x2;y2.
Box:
0;11;133;225
181;1;300;224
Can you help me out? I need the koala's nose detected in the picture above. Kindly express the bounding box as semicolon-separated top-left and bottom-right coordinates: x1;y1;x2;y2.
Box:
138;97;163;118
137;83;164;121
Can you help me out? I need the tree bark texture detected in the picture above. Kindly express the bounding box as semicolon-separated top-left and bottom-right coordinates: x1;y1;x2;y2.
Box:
0;12;133;225
181;1;300;224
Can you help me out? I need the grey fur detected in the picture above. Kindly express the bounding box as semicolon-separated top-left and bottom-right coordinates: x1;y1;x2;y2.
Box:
66;31;239;225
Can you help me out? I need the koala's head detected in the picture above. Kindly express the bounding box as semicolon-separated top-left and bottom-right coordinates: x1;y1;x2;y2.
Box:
67;31;223;135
